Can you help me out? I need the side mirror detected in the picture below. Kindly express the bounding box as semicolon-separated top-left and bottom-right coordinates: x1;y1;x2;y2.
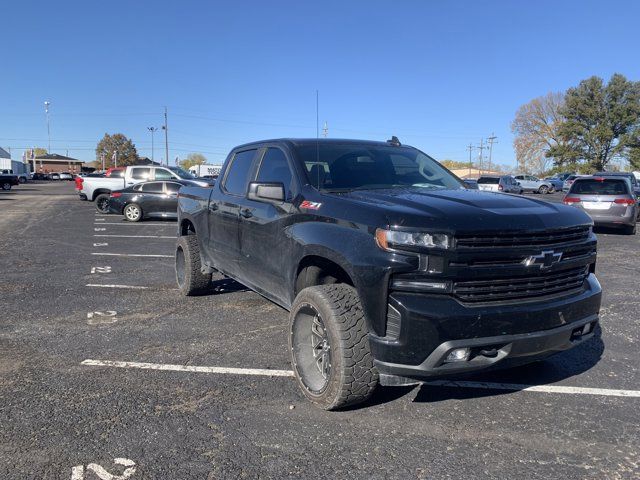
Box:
516;182;521;186
247;182;285;203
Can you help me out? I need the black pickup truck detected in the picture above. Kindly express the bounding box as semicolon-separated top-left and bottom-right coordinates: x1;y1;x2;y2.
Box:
176;138;602;410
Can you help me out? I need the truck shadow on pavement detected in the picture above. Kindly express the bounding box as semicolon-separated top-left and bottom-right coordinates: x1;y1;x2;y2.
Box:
210;277;250;294
361;326;605;407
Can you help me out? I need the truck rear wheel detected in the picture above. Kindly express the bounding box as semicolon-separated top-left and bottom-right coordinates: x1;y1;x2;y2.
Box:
175;235;211;295
289;284;378;410
95;193;110;213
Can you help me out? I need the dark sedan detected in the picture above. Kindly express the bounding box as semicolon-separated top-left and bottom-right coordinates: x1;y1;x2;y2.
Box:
108;180;206;222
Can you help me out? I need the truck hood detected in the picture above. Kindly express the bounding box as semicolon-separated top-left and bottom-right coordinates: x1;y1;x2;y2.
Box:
336;187;592;232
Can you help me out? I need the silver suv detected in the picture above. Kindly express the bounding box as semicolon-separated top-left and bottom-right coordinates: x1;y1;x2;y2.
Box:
513;174;554;194
477;175;523;194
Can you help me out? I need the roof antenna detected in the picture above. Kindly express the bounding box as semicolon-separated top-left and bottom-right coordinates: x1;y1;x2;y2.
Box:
387;136;401;146
316;90;320;188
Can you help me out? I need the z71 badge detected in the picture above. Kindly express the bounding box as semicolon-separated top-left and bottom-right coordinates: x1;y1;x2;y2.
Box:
300;200;322;210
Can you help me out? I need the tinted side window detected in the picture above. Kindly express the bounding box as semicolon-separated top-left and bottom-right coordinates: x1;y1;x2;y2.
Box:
131;168;151;180
223;150;256;195
256;148;293;199
154;168;174;180
141;182;164;193
166;182;182;194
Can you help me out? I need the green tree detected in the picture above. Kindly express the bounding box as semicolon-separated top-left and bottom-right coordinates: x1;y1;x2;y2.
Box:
26;147;48;158
95;133;139;168
179;152;207;170
439;159;474;170
548;74;640;171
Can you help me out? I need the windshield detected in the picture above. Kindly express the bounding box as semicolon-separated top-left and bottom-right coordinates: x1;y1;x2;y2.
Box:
570;179;630;195
168;166;196;179
295;144;463;192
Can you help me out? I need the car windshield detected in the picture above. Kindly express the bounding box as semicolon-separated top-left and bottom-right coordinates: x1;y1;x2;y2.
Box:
477;177;500;184
295;143;463;192
570;179;629;195
168;166;196;179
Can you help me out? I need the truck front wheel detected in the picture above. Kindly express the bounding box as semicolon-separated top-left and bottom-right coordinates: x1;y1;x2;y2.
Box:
175;235;211;295
289;284;378;410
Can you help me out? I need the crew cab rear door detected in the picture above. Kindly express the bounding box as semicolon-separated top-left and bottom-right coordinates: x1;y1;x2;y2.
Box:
206;148;259;273
236;146;297;304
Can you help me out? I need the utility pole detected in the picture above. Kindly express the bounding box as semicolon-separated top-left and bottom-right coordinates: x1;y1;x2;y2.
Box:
466;143;474;176
322;121;328;138
162;107;169;166
486;134;498;173
44;101;51;153
477;139;485;173
100;152;105;171
147;127;158;163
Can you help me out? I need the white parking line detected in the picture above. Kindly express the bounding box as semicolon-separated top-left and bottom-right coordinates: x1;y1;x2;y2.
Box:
91;253;173;258
94;222;173;226
94;234;175;239
81;359;294;377
79;359;640;397
85;284;149;289
421;380;640;398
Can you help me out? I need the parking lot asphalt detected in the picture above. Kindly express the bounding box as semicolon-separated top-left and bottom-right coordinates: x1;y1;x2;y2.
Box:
1;183;639;479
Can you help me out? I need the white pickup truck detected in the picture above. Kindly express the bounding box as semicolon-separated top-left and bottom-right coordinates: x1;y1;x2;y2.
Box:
78;165;214;212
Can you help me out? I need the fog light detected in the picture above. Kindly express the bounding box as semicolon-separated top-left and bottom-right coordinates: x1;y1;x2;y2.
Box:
582;322;593;335
445;348;471;362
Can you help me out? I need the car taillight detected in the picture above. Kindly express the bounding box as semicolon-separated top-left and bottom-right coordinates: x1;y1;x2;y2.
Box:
613;198;636;206
110;192;122;198
563;197;581;204
498;184;503;191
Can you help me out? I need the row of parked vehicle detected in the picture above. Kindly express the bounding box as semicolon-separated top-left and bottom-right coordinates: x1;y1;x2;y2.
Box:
75;165;215;221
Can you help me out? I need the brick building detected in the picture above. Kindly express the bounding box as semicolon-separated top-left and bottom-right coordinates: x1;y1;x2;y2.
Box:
32;153;84;174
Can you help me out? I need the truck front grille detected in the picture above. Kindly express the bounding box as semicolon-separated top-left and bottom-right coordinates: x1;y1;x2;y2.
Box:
452;266;589;303
456;226;591;249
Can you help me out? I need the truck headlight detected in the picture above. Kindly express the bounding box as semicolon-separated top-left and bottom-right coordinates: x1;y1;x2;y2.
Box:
376;229;452;251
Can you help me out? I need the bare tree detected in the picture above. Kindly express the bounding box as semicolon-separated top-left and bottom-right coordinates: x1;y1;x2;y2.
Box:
511;92;566;174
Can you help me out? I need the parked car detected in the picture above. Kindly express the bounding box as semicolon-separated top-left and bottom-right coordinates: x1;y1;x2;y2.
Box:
58;172;73;181
477;175;523;193
78;165;215;213
562;174;587;192
32;173;48;180
544;177;564;192
564;176;638;234
49;172;61;180
513;174;553;193
108;180;204;221
176;138;601;410
1;174;20;190
462;179;478;189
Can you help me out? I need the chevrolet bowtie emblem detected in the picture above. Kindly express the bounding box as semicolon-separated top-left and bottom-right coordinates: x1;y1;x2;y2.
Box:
523;250;562;269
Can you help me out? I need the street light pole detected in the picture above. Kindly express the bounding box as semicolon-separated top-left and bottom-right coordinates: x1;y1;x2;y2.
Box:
162;107;169;166
44;101;51;153
147;127;158;163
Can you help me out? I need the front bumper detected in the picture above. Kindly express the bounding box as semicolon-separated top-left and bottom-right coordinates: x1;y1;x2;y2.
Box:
369;274;601;383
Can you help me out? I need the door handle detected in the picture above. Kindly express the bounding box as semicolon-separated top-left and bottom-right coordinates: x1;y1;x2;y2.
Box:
209;203;219;211
239;208;253;219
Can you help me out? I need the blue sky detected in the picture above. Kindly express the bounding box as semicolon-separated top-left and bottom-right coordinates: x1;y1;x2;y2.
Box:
1;0;638;166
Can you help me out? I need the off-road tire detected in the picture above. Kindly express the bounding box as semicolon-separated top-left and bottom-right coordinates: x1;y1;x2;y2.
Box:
289;284;378;410
175;235;212;296
124;203;143;222
538;185;549;194
95;193;110;213
1;182;11;190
